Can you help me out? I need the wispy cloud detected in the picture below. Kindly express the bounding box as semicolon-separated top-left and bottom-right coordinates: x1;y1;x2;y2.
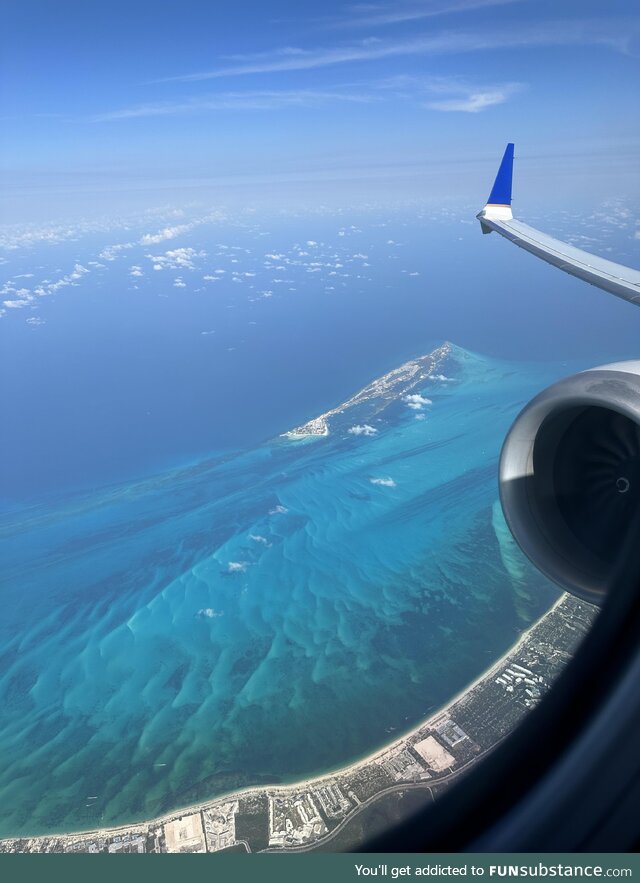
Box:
377;73;524;112
153;18;635;82
424;77;523;112
94;89;378;121
97;74;520;123
326;0;522;30
426;88;517;112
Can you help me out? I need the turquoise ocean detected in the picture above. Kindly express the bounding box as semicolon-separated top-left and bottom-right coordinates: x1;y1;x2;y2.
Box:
1;342;564;838
2;209;637;839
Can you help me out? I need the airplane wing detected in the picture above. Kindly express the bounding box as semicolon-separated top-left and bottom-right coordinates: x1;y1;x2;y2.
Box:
477;143;640;305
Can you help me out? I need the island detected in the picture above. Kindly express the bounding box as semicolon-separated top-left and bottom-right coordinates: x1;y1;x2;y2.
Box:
282;342;453;439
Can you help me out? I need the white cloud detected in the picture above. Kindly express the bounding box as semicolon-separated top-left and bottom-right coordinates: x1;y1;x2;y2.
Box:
1;221;108;251
139;224;193;245
197;607;223;618
404;394;432;410
0;207;210;252
380;74;524;113
3;296;33;309
228;561;249;572
1;282;30;298
146;247;206;271
269;504;288;515
26;316;45;326
99;242;134;261
426;87;519;112
69;264;88;280
137;211;225;244
173;277;187;288
348;424;378;436
250;534;271;546
129;266;144;277
370;477;397;488
24;263;91;303
43;263;89;292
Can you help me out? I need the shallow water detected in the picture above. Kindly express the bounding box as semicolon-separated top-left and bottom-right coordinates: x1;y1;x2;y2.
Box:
0;343;565;837
3;208;636;838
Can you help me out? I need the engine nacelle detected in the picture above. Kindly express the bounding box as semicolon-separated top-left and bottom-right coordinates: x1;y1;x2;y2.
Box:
499;361;640;606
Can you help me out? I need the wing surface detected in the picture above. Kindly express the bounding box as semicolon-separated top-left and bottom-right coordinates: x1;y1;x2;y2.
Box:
478;145;640;305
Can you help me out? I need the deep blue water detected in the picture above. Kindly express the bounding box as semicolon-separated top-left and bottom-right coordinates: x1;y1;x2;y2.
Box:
1;210;638;502
0;209;638;838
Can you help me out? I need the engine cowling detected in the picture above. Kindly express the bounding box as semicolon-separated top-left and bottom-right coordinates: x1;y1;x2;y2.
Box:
499;361;640;606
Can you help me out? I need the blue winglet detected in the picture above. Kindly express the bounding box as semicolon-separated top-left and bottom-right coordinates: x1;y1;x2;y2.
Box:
487;143;514;206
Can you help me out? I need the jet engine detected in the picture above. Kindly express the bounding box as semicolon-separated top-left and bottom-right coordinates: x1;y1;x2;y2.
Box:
499;361;640;606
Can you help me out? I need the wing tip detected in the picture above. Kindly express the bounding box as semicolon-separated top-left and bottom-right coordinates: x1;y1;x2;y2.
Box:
478;143;515;226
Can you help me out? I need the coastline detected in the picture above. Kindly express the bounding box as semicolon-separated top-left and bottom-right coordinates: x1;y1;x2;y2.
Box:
1;591;574;847
280;342;453;440
0;339;596;853
262;592;568;794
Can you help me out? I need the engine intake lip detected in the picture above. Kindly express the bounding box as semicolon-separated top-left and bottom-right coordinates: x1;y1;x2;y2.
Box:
499;363;640;606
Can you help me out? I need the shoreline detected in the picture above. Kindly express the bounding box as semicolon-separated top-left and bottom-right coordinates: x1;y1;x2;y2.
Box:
280;342;452;441
2;593;566;845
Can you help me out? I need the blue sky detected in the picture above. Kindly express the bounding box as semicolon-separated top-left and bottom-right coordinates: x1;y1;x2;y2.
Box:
1;0;639;217
0;0;639;499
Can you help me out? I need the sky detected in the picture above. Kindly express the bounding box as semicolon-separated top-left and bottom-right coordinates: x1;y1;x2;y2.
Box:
1;0;639;220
